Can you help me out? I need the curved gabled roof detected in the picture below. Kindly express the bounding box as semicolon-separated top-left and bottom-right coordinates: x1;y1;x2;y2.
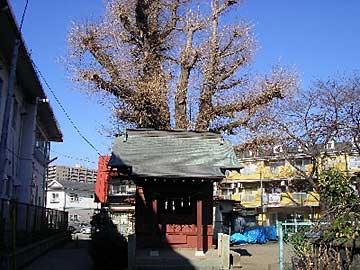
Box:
109;129;240;179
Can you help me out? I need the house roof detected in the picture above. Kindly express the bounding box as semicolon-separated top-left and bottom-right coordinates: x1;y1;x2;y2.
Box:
0;0;62;142
108;129;240;179
47;179;95;197
59;180;95;197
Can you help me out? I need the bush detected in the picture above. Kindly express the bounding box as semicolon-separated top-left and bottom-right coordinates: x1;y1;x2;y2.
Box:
89;211;128;269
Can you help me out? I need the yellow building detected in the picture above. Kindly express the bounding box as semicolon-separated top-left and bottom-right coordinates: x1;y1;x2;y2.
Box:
218;142;360;226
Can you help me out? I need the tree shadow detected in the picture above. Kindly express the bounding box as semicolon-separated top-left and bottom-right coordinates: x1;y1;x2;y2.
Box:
89;209;128;269
231;247;252;257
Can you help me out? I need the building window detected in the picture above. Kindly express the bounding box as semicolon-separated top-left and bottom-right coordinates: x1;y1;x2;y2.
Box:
326;140;335;150
69;214;79;222
269;160;285;174
349;156;360;170
50;193;60;203
292;192;308;202
241;193;256;203
34;127;47;160
69;193;79;202
294;158;311;170
109;184;136;195
241;162;257;175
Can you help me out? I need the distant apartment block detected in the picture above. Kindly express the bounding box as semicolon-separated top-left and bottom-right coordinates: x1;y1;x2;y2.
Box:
216;141;360;226
47;164;97;183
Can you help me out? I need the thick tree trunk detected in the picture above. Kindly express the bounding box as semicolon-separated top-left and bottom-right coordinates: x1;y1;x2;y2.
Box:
196;0;219;130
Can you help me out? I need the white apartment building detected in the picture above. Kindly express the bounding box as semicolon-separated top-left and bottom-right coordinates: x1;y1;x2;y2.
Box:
0;3;62;206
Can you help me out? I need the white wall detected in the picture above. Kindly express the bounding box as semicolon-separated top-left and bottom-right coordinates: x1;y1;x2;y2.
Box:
46;190;65;211
65;193;97;210
0;55;52;206
65;194;98;225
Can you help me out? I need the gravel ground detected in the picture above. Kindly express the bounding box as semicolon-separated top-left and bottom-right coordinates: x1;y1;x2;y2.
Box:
231;241;293;270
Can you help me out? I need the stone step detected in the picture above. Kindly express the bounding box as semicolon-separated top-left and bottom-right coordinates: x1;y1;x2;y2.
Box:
136;258;224;270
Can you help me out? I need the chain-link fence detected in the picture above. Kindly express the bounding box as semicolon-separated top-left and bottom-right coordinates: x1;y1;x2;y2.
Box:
0;198;68;251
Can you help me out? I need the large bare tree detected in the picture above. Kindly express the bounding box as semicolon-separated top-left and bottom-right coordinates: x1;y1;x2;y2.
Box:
67;0;297;133
242;74;360;189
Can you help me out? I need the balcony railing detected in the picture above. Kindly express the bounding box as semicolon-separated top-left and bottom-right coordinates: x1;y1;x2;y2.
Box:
230;191;319;208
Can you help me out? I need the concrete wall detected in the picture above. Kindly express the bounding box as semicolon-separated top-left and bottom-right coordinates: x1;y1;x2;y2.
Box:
0;54;39;205
0;232;70;270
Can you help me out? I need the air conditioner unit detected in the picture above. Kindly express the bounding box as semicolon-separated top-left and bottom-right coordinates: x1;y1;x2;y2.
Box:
273;145;283;154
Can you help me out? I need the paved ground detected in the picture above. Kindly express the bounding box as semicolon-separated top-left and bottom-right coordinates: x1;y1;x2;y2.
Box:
22;233;93;270
136;248;223;270
231;241;293;270
22;235;289;270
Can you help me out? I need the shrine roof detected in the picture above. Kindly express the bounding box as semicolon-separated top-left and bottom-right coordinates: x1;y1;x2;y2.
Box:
108;129;240;179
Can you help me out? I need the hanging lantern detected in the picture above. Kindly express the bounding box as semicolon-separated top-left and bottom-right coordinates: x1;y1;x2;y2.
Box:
181;198;184;207
165;200;168;210
188;196;191;206
172;200;175;211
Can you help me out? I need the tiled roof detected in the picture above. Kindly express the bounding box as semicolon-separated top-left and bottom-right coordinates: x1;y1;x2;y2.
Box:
58;180;95;197
108;129;240;178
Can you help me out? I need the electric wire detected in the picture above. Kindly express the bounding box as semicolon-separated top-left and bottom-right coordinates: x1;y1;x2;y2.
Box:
31;60;102;156
19;0;29;32
50;149;97;165
16;0;102;157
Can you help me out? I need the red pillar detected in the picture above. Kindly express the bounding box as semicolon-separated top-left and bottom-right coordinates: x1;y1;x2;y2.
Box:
152;199;158;215
197;198;203;251
152;199;158;244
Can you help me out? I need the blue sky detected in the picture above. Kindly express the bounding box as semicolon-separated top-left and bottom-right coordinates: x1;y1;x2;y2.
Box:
9;0;360;169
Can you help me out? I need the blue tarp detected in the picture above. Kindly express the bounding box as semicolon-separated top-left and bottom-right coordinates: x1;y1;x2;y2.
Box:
230;226;278;245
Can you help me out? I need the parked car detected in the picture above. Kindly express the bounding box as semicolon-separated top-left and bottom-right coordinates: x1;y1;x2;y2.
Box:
68;225;76;233
80;226;92;234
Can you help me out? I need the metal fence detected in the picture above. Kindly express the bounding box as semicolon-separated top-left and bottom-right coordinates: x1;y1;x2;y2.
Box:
0;198;68;250
277;221;314;270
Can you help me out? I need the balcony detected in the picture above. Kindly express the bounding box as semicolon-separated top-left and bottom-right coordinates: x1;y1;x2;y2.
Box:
108;185;136;197
231;191;319;208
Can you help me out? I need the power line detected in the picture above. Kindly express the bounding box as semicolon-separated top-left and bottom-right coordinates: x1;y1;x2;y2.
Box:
50;149;97;164
31;60;102;156
14;0;102;156
19;0;29;32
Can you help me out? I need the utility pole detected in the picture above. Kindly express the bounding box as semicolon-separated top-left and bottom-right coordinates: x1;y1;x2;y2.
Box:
260;170;263;226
